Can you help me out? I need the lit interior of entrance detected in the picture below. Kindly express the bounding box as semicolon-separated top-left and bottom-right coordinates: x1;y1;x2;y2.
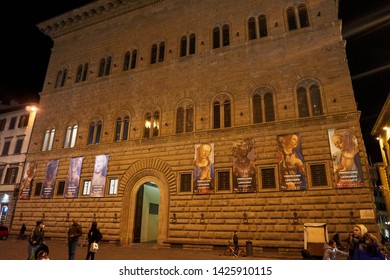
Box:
133;182;160;243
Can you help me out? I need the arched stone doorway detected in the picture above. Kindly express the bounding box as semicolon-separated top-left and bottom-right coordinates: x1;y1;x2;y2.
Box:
117;158;176;246
133;182;160;243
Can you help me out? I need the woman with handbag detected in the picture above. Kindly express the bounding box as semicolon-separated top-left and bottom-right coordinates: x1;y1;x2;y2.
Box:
85;221;103;260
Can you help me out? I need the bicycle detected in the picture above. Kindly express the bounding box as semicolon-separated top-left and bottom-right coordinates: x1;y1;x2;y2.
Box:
224;241;246;257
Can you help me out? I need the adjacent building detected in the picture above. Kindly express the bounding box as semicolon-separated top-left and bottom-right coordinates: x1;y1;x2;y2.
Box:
372;93;390;238
12;0;380;254
0;100;38;228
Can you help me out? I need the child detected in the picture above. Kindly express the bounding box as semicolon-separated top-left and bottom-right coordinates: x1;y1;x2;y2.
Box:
323;239;348;260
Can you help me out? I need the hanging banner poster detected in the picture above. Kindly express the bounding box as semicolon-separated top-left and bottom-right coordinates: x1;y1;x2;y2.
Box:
277;133;307;190
232;138;257;193
91;154;109;197
65;157;84;198
42;159;59;199
19;162;37;199
328;128;364;188
194;143;214;194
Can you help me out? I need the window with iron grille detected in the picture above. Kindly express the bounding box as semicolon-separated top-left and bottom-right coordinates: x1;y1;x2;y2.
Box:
260;167;276;189
57;181;65;196
217;171;230;191
34;182;43;196
310;164;328;187
180;173;192;192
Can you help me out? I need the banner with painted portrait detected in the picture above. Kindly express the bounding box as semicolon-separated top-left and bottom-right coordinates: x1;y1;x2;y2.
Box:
19;162;37;200
232;138;257;193
194;143;214;194
91;154;109;197
277;133;307;190
65;157;84;198
328;128;364;188
42;159;59;199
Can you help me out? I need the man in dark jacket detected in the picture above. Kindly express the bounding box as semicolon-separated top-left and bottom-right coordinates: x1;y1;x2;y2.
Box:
67;219;83;260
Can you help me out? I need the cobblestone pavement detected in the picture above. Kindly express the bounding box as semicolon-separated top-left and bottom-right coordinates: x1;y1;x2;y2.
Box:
0;236;301;260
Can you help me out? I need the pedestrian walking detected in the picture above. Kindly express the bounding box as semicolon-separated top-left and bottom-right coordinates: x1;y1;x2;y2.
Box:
27;221;45;260
233;231;239;257
86;221;103;260
18;223;27;239
67;219;82;260
348;224;385;260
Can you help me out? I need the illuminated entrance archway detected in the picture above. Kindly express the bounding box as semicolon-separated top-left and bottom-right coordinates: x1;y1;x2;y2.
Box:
118;158;176;246
133;182;160;243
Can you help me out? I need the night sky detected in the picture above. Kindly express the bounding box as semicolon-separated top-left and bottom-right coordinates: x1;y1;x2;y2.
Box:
0;0;388;162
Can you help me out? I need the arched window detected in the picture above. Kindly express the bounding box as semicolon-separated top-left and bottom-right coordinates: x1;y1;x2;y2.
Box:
88;119;103;144
213;95;232;129
252;88;275;123
64;124;78;148
176;104;194;133
248;17;257;40
76;63;88;83
287;4;310;31
296;80;323;118
143;110;160;138
180;33;196;57
180;36;187;57
114;115;130;141
298;4;310;28
287;7;297;30
150;42;165;64
55;68;68;88
248;15;268;40
213;24;230;49
259;14;268;37
98;56;112;77
131;50;137;69
42;128;56;151
213;27;220;49
123;51;130;71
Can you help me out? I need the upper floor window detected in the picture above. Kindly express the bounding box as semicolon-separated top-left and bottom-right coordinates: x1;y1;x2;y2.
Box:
176;104;194;133
64;124;78;148
98;56;112;77
253;88;275;123
9;117;17;129
14;136;25;154
150;42;165;64
18;114;29;128
213;24;230;49
115;115;130;141
213;95;231;129
287;4;310;31
4;165;19;184
55;67;68;88
143;110;160;138
2;138;11;155
42;128;55;151
296;80;323;117
180;33;196;57
123;49;138;71
0;119;6;131
75;63;89;83
88;119;103;145
248;15;268;40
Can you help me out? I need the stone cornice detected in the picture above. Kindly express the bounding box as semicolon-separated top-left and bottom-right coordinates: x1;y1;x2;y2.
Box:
37;0;166;39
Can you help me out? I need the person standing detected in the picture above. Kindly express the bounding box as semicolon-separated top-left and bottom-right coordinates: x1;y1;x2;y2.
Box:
348;224;385;260
323;239;348;260
85;221;103;260
28;221;45;260
19;223;27;239
233;231;239;257
67;219;83;260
